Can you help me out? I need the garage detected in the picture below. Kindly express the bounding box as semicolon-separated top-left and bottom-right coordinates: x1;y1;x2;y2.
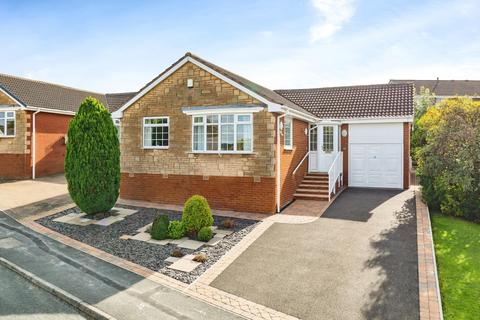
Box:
348;123;403;189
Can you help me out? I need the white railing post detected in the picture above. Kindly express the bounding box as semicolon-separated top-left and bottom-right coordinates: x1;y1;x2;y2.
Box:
327;151;343;201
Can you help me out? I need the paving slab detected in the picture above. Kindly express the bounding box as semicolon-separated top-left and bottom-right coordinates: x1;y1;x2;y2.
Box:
177;239;205;250
165;257;180;263
168;259;201;273
131;232;151;241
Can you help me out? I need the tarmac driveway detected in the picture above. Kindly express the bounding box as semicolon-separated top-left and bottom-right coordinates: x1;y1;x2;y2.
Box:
212;188;419;320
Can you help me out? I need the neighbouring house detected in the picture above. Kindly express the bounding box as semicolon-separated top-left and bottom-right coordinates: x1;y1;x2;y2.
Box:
389;78;480;102
112;53;414;214
0;73;133;179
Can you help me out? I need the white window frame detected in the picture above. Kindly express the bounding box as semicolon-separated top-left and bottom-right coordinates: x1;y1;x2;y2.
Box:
113;118;121;140
0;110;16;138
191;113;253;154
142;116;169;149
322;125;334;153
284;116;293;150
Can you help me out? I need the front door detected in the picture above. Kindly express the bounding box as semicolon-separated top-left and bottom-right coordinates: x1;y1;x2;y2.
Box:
309;124;339;172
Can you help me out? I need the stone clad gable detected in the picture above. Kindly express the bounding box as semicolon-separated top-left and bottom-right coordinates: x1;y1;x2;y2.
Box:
0;91;16;105
121;62;276;178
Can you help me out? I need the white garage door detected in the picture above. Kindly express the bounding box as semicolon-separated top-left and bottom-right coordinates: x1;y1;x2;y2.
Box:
349;123;403;189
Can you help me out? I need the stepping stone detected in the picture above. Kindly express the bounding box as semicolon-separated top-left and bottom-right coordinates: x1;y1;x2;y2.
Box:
131;232;151;241
119;235;131;240
212;233;226;239
66;217;94;226
205;235;224;247
147;238;170;245
214;229;233;236
168;259;201;272
183;254;196;260
177;239;204;250
110;207;137;217
169;237;189;245
95;216;124;226
137;223;152;233
53;212;85;223
165;256;180;263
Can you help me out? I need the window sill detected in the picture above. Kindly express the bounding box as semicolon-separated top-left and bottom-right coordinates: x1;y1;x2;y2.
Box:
143;146;169;150
284;146;293;151
0;135;15;139
188;151;256;155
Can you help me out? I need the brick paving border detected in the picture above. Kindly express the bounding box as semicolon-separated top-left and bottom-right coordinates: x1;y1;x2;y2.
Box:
415;188;443;320
15;203;302;320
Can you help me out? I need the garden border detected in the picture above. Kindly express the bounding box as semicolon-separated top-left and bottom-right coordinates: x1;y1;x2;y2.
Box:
415;187;443;320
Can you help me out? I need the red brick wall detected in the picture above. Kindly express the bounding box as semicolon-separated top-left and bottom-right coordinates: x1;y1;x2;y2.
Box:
403;122;411;189
120;173;276;214
34;113;72;177
275;117;309;209
0;154;31;179
340;124;349;186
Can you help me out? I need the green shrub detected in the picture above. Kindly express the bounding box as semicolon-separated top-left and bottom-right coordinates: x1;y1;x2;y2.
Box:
197;226;213;242
418;97;480;221
151;215;169;240
168;220;185;239
182;195;213;233
65;97;120;214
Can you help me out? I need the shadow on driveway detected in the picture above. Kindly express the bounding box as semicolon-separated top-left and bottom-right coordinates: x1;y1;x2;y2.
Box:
212;188;419;320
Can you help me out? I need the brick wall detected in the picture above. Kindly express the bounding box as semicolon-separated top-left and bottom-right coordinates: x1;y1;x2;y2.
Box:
340;123;349;186
120;173;276;213
34;112;72;177
121;62;276;178
0;154;31;179
403;122;410;189
276;117;309;209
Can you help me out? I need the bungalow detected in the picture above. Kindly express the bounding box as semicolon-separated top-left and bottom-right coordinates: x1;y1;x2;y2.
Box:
112;53;413;214
0;74;132;179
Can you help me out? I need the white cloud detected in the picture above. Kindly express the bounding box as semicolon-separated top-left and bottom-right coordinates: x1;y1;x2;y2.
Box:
310;0;355;42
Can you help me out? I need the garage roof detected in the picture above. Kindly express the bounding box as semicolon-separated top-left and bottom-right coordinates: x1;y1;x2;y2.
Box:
275;83;414;119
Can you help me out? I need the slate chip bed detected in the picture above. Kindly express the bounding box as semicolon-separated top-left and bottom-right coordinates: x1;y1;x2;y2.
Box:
36;205;258;284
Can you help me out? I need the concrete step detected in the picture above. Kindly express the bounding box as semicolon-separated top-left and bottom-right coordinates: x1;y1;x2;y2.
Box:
295;189;329;194
298;184;328;189
303;177;328;182
294;193;329;201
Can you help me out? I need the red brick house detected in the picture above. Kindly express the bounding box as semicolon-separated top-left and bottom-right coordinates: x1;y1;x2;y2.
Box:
112;53;414;214
0;74;131;179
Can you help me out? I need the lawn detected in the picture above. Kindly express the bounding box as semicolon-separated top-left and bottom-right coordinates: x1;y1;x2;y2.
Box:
431;212;480;320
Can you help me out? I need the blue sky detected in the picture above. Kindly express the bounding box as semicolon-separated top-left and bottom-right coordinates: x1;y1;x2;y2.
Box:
1;0;479;93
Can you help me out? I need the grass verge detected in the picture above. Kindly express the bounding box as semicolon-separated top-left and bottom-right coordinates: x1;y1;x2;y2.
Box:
431;212;480;320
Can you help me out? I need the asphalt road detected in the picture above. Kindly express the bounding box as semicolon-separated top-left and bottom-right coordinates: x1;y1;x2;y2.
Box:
0;265;86;320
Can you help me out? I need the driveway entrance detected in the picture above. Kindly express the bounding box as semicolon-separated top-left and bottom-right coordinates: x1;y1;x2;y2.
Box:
212;188;419;320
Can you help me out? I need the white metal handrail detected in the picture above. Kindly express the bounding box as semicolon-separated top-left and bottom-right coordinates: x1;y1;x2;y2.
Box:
293;151;310;175
327;151;343;201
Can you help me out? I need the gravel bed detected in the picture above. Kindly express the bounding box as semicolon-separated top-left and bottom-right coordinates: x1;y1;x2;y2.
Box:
36;205;259;284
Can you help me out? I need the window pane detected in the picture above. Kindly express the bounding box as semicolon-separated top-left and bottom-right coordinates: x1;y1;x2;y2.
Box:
221;114;234;123
0;119;5;136
237;123;252;151
0;112;4;118
310;125;317;151
207;115;218;123
284;118;292;147
323;126;333;152
237;114;251;122
206;124;218;150
193;125;204;151
6;119;14;136
221;124;234;151
194;116;204;123
144;125;168;147
6;112;14;118
145;118;167;125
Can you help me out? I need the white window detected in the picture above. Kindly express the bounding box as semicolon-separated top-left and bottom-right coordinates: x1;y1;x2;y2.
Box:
284;117;293;149
192;113;252;153
113;119;121;139
143;117;169;149
0;111;15;137
323;126;334;152
310;125;317;151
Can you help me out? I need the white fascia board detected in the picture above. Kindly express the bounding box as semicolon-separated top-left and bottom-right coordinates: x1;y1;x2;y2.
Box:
113;55;318;122
0;86;25;107
277;106;318;123
24;106;76;116
182;106;263;115
341;116;413;124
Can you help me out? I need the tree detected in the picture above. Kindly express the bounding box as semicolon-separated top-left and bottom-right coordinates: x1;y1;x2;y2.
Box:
411;87;436;163
417;97;480;221
65;97;120;214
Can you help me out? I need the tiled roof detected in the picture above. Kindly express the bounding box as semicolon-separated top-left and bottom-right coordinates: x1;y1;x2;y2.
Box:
137;52;316;118
106;92;137;112
275;83;414;119
0;73;108;113
389;79;480;97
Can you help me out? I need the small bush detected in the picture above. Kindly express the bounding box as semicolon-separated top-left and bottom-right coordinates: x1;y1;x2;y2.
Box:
193;253;208;263
171;249;184;258
168;221;185;239
197;226;213;242
182;195;213;233
151;215;169;240
221;219;236;229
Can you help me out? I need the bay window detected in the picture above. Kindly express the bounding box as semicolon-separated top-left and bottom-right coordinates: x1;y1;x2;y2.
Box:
0;111;15;137
143;117;169;149
192;113;252;153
